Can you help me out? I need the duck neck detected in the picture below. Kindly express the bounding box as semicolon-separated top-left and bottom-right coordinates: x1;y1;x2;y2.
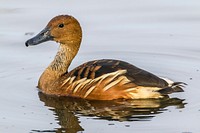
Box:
50;44;75;75
38;42;80;89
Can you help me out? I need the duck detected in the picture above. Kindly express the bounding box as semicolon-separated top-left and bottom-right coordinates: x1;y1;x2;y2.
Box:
25;15;185;100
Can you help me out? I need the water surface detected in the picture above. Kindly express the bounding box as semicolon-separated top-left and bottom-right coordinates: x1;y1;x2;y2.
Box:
0;0;200;133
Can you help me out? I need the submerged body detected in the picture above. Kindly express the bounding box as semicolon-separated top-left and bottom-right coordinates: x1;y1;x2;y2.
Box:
25;15;184;100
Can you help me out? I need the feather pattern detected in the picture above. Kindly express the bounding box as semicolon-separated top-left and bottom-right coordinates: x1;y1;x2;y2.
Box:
48;59;183;100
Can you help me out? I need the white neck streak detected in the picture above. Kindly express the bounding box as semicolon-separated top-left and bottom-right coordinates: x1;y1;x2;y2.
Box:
49;45;76;76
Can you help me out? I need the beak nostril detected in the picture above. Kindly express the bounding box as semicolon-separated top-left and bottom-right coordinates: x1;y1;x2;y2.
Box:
41;32;46;36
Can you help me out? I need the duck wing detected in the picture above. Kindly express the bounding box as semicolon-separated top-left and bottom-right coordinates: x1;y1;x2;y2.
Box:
66;59;168;88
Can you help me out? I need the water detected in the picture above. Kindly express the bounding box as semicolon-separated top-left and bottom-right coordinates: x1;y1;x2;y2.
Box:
0;0;200;132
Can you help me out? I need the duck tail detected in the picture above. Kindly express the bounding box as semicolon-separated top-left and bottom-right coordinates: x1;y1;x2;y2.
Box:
158;82;186;95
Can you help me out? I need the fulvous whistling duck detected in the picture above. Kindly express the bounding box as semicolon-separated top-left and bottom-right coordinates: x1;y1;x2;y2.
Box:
25;15;185;100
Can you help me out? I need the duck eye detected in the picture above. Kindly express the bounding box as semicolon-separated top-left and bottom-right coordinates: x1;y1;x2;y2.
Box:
58;24;64;28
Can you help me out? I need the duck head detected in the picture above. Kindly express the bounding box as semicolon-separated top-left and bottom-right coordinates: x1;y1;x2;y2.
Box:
25;15;82;48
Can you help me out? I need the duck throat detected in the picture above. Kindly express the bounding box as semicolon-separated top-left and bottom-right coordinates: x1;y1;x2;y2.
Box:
50;46;72;75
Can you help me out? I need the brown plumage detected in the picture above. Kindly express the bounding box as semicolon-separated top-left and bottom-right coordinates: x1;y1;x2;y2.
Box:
25;15;185;100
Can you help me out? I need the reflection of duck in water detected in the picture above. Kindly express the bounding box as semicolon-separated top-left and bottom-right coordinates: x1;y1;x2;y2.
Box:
32;92;185;132
25;15;185;100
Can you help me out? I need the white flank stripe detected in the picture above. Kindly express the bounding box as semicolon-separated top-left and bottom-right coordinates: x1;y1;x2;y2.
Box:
103;79;121;92
60;78;71;87
124;88;136;92
73;83;84;93
96;70;127;86
84;86;96;98
69;76;76;84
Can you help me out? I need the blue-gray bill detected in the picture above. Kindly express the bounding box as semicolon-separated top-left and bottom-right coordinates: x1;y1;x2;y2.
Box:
25;27;53;47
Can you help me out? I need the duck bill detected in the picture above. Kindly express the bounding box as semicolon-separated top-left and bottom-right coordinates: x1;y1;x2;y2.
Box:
25;27;53;47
